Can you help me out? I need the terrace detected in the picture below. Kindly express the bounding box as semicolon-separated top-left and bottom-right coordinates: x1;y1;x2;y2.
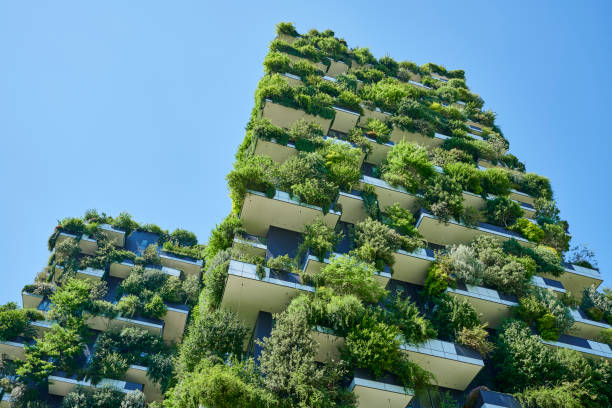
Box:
416;209;534;248
541;263;603;300
389;128;450;149
239;190;341;236
400;338;484;390
55;232;97;256
569;308;612;341
446;282;519;328
220;259;315;330
349;369;413;408
542;333;612;361
261;99;332;134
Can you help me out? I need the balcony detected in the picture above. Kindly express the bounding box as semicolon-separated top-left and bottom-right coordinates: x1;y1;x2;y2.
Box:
31;319;55;336
279;72;302;87
446;282;519;328
400;338;484;390
357;105;391;126
542;333;612;361
312;326;345;363
125;364;163;402
541;263;603;300
392;247;435;285
0;338;29;360
240;190;341;236
407;80;432;90
233;233;268;258
161;303;190;344
56;232;97;255
302;252;391;288
360;175;420;212
221;260;315;330
466;121;483;135
326;58;349;77
330;106;360;134
99;224;126;247
389;129;450;149
159;251;202;278
336;191;367;224
508;189;535;207
284;53;328;73
416;210;534;248
254;137;298;163
84;312;164;339
262;99;332;133
75;267;105;281
363;137;394;166
430;74;449;83
48;374;143;397
349;369;413;408
473;390;522;408
531;276;566;296
569;308;612;341
22;291;44;309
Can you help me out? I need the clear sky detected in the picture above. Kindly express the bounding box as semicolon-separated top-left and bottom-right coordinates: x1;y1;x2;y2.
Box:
1;1;611;304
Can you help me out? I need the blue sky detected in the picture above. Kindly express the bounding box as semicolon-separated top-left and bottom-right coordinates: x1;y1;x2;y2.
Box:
1;1;611;304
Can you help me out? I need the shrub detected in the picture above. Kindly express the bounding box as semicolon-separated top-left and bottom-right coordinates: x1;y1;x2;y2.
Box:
485;197;523;227
111;212;139;236
444;162;482;194
365;118;391;143
202;249;230;309
431;295;480;342
421;174;464;223
541;223;570;254
142;244;161;266
351;218;403;271
0;303;42;341
177;307;248;374
266;254;296;273
378;295;436;344
307;289;365;335
515;382;586;408
510;218;545;243
456;324;493;356
144;294;167;319
343;313;400;378
481;168;511;196
381;141;434;193
447;244;485;285
462;206;484;228
205;215;243;261
514;173;553;200
423;257;455;298
276;22;299;36
301;219;341;260
117;295;141;318
170;229;198;247
227;155;278;213
581;285;612;323
263;51;291;74
321;141;362;191
599;328;612;346
316;256;386;303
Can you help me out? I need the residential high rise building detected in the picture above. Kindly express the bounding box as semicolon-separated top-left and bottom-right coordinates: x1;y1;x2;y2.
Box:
2;22;611;408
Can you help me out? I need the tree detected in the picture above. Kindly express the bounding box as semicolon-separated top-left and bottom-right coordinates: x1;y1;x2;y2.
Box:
381;141;434;193
316;256;386;303
177;307;248;375
485;197;523;227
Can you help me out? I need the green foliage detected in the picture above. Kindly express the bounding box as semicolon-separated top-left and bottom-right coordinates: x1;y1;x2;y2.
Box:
581;285;612;323
515;383;585;408
144;294;167;319
202;249;231;309
446;244;485;285
316;256;386;303
377;294;436;344
421;173;464;223
117;295;141;318
276;22;299;37
514;172;553;200
383;203;422;241
63;386;144;408
266;254;296;273
0;303;42;341
485;197;524;227
541;222;570;254
305;289;366;335
481;168;511;196
502;239;564;276
431;295;480;342
259;307;355;407
205;214;243;261
381;141;434;193
170;229;198;247
320;141;362;191
510;218;545;243
599;328;612;346
351;218;404;271
227;155;278;213
301;218;342;260
111;212;139;236
142;243;161;266
444;161;482;194
343;313;400;378
364;118;391;143
456;324;493;356
423;258;455;299
50;278;91;321
166;359;280;408
177;307;248;375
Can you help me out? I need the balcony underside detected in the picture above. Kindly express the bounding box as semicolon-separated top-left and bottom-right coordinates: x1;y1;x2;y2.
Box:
254;138;298;163
350;375;412;408
221;260;314;330
262;100;332;133
392;249;434;285
240;191;340;236
337;192;367;224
